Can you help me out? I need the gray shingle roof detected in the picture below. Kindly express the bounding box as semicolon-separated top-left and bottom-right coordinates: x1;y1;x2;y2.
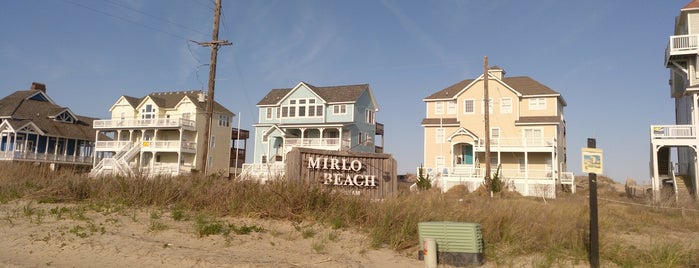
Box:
424;76;562;100
0;89;96;141
119;90;234;116
257;83;370;105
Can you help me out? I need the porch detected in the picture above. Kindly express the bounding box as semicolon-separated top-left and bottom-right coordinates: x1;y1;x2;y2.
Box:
93;118;196;130
0;150;91;165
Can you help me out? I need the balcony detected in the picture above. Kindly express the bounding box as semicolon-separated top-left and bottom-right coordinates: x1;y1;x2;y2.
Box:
284;137;344;151
474;137;556;152
95;140;196;153
665;34;699;66
651;125;696;147
0;151;92;165
93;118;195;130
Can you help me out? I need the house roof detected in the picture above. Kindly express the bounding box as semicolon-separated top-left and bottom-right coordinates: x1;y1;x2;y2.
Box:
0;88;96;141
117;90;234;116
515;116;562;125
420;118;460;126
257;82;371;106
683;0;699;10
424;74;567;106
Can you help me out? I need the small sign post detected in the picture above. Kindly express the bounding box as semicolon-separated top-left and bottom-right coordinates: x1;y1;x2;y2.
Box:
583;139;602;268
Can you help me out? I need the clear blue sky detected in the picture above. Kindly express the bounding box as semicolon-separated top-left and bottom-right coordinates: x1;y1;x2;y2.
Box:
0;1;687;183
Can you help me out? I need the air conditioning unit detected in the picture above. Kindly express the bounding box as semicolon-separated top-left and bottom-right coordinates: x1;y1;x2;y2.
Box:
418;221;484;266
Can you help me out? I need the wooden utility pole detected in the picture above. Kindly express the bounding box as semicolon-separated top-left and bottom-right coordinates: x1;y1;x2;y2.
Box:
198;0;231;174
483;56;492;193
587;138;600;268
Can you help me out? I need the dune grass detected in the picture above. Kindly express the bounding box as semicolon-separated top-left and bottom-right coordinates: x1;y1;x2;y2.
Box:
1;162;699;267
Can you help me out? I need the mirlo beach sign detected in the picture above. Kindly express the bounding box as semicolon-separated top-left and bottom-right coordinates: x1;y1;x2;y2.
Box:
307;156;378;187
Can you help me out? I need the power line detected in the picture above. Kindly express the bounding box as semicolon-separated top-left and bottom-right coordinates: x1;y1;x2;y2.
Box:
101;0;209;36
61;0;193;41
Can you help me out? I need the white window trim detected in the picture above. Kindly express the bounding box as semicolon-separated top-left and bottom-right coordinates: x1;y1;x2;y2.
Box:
528;98;546;110
332;104;347;115
266;107;273;119
447;100;457;114
500;97;512;114
435;128;445;144
435;102;444;115
463;99;475;114
481;98;493;114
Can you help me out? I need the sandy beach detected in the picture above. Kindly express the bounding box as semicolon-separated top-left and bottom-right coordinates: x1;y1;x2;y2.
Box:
0;200;424;267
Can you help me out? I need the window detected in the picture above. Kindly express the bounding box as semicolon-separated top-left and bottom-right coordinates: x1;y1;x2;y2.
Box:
447;100;457;114
210;135;216;148
435;128;445;143
523;128;543;146
333;104;347;115
529;98;546;110
490;154;499;167
464;99;475;114
218;115;230;127
491;128;500;144
435;102;443;115
266;107;273;119
141;104;155;119
261;155;267;163
436;156;445;168
500;98;512;114
182;113;191;120
281;98;322;118
481;98;493;114
519;158;526;173
365;109;375;124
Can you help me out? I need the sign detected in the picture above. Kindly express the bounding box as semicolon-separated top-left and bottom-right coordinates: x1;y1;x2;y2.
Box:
307;156;377;188
582;148;603;174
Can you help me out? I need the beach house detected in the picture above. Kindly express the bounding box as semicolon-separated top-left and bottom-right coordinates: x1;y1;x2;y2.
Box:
0;82;95;168
651;0;699;200
90;90;243;177
243;82;383;181
421;66;571;198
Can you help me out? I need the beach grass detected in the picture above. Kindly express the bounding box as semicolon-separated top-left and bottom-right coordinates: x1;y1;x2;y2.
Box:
2;162;699;266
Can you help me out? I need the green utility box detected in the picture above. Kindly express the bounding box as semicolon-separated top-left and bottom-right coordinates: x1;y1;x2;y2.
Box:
418;221;484;267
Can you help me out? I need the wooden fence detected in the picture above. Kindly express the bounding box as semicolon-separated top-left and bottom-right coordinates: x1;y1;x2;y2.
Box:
285;147;398;199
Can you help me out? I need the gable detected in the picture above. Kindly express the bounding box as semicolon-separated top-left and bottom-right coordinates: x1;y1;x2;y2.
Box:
49;108;79;123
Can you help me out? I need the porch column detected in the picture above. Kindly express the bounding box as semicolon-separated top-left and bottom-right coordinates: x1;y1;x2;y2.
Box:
524;151;529;196
23;133;29;158
12;132;17;153
338;127;343;149
319;128;325;147
94;131;99;166
73;138;78;161
300;128;306;145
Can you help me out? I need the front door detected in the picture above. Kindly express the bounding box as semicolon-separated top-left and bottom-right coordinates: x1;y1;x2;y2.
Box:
461;144;473;165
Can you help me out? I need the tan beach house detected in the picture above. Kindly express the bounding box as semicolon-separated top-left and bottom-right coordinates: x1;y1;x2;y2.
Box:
421;66;571;198
90;90;243;177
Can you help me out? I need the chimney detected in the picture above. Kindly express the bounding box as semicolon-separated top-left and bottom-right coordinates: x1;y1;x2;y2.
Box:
488;66;505;80
31;82;46;93
198;92;206;102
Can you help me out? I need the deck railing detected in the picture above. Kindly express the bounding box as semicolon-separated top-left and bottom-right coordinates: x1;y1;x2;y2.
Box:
650;125;694;139
475;137;556;148
93;118;195;129
0;151;92;164
284;138;342;151
96;140;196;151
666;34;699;65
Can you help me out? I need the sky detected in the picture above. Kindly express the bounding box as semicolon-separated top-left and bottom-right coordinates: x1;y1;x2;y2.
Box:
0;0;689;183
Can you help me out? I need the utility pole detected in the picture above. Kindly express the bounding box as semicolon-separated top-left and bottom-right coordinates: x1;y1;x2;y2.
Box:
483;56;491;194
198;0;231;174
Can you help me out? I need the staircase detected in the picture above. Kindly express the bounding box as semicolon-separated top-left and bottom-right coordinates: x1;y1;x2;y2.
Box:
90;143;141;177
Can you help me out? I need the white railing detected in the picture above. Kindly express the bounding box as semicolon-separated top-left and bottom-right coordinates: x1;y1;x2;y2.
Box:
669;34;699;54
141;163;192;177
0;151;91;164
284;138;341;147
650;125;694;139
93;118;195;129
95;141;133;151
240;163;285;183
141;141;196;151
475;137;556;148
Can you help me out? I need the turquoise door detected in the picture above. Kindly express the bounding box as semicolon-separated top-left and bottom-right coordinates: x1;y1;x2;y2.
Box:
461;144;473;165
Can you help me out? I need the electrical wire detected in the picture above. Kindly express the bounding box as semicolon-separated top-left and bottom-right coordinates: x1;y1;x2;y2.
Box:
101;0;209;36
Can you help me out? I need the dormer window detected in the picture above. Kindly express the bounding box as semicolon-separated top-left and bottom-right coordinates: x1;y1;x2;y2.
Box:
281;98;323;118
141;104;155;119
332;104;347;115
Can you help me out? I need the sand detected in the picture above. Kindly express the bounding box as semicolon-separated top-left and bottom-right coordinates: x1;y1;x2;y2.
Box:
0;200;424;268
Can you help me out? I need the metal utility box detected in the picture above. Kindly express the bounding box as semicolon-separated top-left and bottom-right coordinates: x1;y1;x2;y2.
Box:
418;221;484;267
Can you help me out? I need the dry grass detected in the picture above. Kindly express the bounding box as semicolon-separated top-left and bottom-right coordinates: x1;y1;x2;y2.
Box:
2;162;699;267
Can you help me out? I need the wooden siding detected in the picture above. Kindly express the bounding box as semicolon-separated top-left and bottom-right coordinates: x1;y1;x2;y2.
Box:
285;147;397;199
